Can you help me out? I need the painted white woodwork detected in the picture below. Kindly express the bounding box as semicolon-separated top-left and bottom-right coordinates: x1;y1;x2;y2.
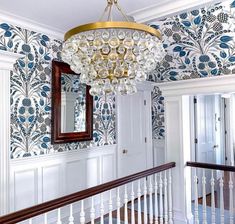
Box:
155;74;235;97
80;200;85;224
137;180;142;224
69;204;74;224
159;173;163;224
193;169;199;224
162;95;193;224
219;174;225;224
57;208;62;224
202;169;207;224
195;95;220;196
154;175;159;224
90;197;95;224
44;213;48;224
100;193;104;224
211;170;216;224
131;183;135;224
143;178;148;224
156;74;235;224
129;0;221;23
116;188;121;224
9;144;116;212
164;171;168;224
124;185;128;224
108;190;113;224
153;139;165;166
149;176;153;224
168;169;173;224
229;172;234;224
0;50;21;216
116;81;154;178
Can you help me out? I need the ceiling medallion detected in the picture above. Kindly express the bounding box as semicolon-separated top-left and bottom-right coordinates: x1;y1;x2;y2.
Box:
62;0;165;96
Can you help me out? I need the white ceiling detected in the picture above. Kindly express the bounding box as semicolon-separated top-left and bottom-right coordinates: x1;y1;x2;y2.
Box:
0;0;224;39
0;0;162;33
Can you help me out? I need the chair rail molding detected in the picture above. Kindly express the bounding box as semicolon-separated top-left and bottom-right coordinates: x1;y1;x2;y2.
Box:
155;74;235;224
128;0;222;23
0;50;22;216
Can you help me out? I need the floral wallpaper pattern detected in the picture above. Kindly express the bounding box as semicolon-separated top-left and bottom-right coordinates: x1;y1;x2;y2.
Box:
150;0;235;139
0;22;116;158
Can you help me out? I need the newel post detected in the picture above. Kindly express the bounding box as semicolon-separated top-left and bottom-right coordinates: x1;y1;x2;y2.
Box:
0;50;22;215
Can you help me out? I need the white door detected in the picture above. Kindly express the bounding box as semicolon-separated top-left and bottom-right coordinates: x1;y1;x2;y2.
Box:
117;89;152;178
195;95;223;195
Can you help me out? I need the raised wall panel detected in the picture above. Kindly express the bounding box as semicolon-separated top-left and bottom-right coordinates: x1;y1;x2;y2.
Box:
14;169;37;211
86;157;99;188
102;154;115;183
42;165;61;202
66;160;86;194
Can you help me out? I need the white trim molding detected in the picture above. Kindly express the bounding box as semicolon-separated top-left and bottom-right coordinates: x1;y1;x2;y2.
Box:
0;50;21;215
0;9;63;40
155;74;235;223
128;0;223;23
154;74;235;97
0;50;22;70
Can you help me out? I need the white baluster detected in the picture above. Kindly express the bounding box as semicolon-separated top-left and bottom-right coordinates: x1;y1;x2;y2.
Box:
137;179;142;224
211;170;215;224
229;172;234;224
80;200;85;224
144;178;148;224
168;169;173;224
69;204;74;224
194;168;199;224
131;182;135;224
29;218;32;224
124;185;128;224
202;169;207;224
100;194;104;224
159;173;163;224
44;213;48;224
219;173;224;224
90;197;95;224
109;190;113;224
57;208;62;224
149;176;153;224
154;174;159;224
117;187;121;224
164;171;168;224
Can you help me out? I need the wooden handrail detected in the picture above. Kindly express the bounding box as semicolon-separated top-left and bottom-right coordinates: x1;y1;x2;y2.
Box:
186;161;235;172
0;162;175;224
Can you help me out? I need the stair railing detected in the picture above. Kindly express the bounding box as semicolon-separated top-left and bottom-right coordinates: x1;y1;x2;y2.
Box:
187;161;235;224
0;162;176;224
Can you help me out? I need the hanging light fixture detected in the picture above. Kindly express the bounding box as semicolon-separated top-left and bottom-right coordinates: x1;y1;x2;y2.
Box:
62;0;165;96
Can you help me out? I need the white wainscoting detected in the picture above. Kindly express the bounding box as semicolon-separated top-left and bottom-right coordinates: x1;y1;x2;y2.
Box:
153;139;165;166
9;144;117;213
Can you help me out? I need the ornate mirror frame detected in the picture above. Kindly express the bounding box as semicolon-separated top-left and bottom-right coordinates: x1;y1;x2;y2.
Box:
51;60;93;144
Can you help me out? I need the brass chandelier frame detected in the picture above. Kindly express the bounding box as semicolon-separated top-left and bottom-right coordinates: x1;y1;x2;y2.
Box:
64;0;162;41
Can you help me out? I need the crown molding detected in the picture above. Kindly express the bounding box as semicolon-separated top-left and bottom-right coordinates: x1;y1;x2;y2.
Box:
154;75;235;96
0;9;64;40
128;0;224;23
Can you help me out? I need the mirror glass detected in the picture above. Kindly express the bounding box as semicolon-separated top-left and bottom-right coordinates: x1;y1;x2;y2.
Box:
61;73;87;133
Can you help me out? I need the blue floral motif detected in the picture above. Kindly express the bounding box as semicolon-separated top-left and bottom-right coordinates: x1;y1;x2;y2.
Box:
150;0;235;140
0;23;116;158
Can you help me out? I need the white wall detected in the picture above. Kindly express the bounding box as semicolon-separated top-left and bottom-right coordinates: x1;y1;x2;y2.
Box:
9;144;117;213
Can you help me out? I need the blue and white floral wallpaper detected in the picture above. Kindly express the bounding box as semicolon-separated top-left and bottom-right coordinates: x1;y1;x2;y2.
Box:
151;0;235;140
0;23;116;158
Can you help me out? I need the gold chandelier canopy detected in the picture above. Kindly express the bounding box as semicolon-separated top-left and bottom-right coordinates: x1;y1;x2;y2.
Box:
62;0;165;96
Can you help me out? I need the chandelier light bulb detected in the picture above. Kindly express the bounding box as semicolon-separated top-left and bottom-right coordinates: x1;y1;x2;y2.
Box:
62;0;165;96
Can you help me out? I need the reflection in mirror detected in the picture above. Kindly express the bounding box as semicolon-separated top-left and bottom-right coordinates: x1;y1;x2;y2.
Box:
61;73;87;133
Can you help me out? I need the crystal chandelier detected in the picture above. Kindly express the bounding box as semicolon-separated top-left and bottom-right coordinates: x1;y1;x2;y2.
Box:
62;0;165;96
